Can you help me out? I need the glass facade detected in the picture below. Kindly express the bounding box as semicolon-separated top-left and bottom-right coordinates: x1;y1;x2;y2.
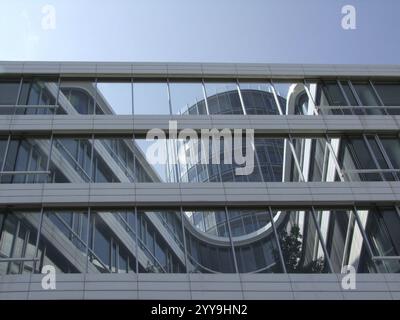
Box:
0;71;399;282
1;206;399;275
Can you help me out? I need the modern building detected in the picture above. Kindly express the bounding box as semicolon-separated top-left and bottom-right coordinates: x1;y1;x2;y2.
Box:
0;61;399;300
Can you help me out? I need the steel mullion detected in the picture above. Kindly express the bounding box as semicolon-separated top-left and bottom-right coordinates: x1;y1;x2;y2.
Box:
268;206;287;273
311;206;334;273
224;206;239;274
362;134;386;181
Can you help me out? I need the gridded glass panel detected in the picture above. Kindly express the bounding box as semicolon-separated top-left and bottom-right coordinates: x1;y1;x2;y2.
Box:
1;137;51;183
273;209;330;273
169;81;206;115
312;81;351;115
373;81;400;115
59;79;98;114
135;138;174;182
95;81;133;115
314;208;377;273
52;137;92;182
0;79;20;114
290;137;338;182
17;78;59;114
40;209;89;273
273;82;309;115
0;209;41;275
238;82;280;115
137;210;186;273
204;82;242;114
356;207;400;273
183;209;236;273
96;138;135;182
352;82;384;115
92;140;120;183
229;209;283;273
255;138;284;182
337;137;382;181
88;210;136;273
380;137;400;169
133;82;170;114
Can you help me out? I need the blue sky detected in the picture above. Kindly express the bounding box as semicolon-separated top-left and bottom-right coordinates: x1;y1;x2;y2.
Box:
0;0;399;64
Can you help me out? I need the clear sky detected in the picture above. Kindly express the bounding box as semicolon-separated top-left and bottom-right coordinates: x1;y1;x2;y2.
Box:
0;0;399;64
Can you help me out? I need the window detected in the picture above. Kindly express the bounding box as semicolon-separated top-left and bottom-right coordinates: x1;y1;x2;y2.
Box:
374;81;400;115
274;209;330;273
95;80;133;115
169;81;206;115
1;137;51;184
133;82;170;114
17;78;58;114
204;82;242;114
0;79;20;114
238;82;280;115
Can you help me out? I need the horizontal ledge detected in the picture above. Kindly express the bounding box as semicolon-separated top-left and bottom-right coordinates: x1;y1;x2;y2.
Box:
0;182;398;207
1;62;400;78
0;115;399;135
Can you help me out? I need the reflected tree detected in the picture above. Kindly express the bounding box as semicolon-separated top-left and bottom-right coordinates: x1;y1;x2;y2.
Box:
277;224;325;273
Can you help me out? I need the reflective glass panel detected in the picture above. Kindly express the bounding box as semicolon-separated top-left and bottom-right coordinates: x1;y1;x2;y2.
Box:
273;209;330;273
17;78;59;115
95;81;133;115
59;79;97;114
1;136;51;183
133;82;170;114
137;210;186;273
183;209;236;273
228;209;283;273
0;209;41;275
169;81;206;115
204;82;242;114
238;82;280;115
314;208;377;273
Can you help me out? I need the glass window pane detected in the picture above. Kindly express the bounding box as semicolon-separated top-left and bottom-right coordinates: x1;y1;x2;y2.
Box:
380;137;400;169
169;81;206;115
352;82;384;115
273;209;330;273
314;208;377;273
97;137;135;182
374;81;400;115
95;81;132;115
255;138;284;182
59;79;97;114
337;137;381;181
17;78;59;115
183;209;236;273
229;208;283;273
238;82;280;115
0;209;41;275
273;82;309;115
52;137;92;182
204;82;242;114
0;79;20;114
356;207;400;273
88;210;136;273
133;82;169;114
1;136;51;184
40;209;88;273
137;210;186;273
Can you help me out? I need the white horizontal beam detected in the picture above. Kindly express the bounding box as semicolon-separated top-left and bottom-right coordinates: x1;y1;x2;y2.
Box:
0;182;398;207
1;61;400;78
1;115;399;135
